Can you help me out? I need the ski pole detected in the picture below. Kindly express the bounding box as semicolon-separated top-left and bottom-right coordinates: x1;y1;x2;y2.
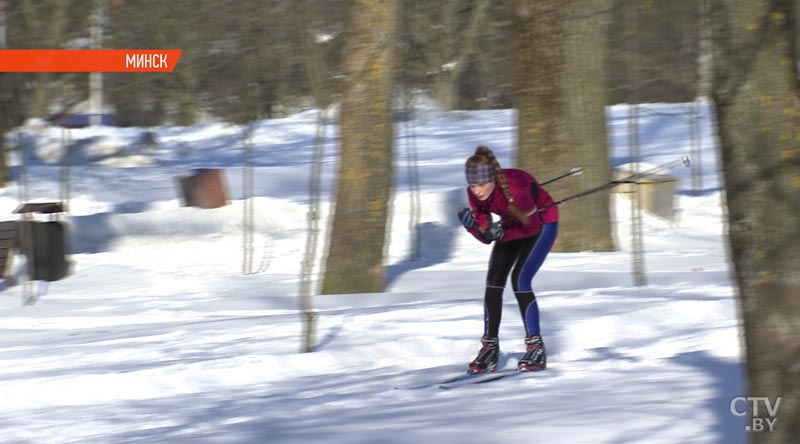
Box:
619;155;690;183
528;155;690;215
540;166;583;186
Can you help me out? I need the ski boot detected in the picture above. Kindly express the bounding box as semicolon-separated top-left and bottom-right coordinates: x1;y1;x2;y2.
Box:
517;335;546;371
469;337;499;374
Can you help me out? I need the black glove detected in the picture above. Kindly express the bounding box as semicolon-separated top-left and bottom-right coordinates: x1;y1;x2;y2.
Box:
457;207;476;229
483;222;504;242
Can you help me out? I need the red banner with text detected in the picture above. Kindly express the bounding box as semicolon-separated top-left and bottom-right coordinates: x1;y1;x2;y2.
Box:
0;50;183;72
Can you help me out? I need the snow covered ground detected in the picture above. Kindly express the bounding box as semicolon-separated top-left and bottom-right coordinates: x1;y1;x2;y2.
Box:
0;102;746;443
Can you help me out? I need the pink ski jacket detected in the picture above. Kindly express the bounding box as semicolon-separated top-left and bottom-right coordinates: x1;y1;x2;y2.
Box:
466;168;559;244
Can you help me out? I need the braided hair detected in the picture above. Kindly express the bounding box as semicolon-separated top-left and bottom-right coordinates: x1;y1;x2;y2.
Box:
466;145;529;225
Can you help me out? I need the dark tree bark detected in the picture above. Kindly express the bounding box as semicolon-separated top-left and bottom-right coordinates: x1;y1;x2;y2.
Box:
514;0;614;252
322;0;397;294
711;0;800;441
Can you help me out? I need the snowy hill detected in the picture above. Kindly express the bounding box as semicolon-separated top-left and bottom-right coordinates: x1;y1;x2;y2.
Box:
0;103;746;443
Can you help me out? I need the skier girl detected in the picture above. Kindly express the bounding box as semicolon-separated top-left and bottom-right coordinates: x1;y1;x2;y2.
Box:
457;145;559;373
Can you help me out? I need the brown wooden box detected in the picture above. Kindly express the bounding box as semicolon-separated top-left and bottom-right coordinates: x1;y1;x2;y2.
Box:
176;169;230;209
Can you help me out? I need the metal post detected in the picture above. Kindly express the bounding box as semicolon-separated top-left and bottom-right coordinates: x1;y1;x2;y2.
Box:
242;126;255;275
59;128;72;212
628;104;646;286
689;101;703;194
404;88;421;260
89;0;106;126
626;2;646;286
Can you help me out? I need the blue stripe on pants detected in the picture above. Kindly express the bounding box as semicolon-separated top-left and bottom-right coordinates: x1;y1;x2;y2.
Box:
517;222;557;335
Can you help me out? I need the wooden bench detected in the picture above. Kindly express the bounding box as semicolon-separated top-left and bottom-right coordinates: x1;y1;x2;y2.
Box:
0;221;19;278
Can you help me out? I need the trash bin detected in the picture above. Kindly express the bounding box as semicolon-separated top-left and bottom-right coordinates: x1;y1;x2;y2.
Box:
20;221;71;281
13;202;72;282
614;171;679;221
176;168;229;209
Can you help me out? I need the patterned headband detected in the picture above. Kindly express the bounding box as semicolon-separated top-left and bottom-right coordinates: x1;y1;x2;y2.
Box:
465;163;496;184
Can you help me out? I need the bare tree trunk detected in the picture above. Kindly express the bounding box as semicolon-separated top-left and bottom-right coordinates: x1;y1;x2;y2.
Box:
293;0;341;110
401;0;491;109
0;137;7;186
0;6;10;186
22;0;69;117
514;0;614;252
696;0;713;100
711;0;800;441
430;0;490;109
321;0;396;294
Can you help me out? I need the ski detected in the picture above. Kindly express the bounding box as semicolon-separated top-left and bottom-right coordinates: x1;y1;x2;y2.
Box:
395;368;560;390
395;371;484;390
437;370;518;389
438;368;560;389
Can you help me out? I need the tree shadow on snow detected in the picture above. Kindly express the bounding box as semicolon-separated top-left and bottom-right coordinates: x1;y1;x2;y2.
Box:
384;222;455;288
66;212;118;254
385;187;466;288
674;351;748;444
